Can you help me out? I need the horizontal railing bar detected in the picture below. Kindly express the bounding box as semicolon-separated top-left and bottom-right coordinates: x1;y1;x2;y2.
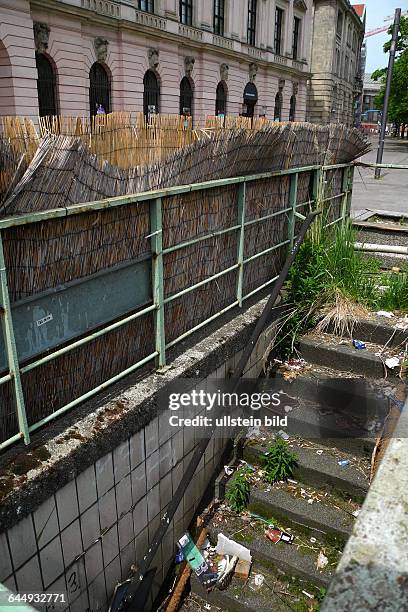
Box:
163;224;241;254
243;240;290;264
0;431;24;451
164;264;239;304
0;373;12;386
295;200;312;209
0;165;324;229
322;163;352;170
243;207;291;227
324;216;344;228
295;212;306;220
19;304;157;375
165;301;240;349
28;351;159;434
321;191;347;203
354;162;408;170
242;274;280;301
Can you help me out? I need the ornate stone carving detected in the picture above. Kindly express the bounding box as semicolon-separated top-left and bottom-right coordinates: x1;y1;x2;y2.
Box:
94;37;109;63
148;48;159;70
278;79;285;91
33;22;50;54
294;0;307;11
249;62;258;82
184;56;195;77
220;63;229;81
293;81;299;95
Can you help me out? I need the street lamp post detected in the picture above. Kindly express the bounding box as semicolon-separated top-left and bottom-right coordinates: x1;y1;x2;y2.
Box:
375;8;401;179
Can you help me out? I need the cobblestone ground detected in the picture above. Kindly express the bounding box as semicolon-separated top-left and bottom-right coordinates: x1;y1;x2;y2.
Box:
351;136;408;217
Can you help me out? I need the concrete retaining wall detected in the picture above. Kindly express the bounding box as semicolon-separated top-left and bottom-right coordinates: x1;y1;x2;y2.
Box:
0;297;276;611
322;400;408;612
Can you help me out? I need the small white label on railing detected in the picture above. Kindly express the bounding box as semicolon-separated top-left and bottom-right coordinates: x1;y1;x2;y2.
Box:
36;314;53;327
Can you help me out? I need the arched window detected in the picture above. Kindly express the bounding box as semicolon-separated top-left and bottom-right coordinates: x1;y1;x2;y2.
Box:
36;53;57;117
143;70;160;117
215;81;227;116
243;82;258;118
274;92;283;121
0;40;15;116
89;62;110;117
289;95;296;122
180;77;193;117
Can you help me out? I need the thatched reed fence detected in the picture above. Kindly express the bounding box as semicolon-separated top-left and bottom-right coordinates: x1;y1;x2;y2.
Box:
0;121;369;450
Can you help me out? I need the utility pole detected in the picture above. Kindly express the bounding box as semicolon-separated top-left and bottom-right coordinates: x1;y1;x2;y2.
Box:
375;8;401;179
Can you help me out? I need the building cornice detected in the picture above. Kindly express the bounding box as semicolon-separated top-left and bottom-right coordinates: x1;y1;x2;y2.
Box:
29;0;311;79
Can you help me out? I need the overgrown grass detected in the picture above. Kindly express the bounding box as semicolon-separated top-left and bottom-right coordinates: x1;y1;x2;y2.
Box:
276;218;408;357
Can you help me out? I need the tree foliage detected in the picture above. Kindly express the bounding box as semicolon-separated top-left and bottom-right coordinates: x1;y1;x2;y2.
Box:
372;16;408;124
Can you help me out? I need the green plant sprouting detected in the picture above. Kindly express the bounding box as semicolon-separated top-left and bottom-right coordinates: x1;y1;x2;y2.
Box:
225;466;251;512
262;437;298;483
275;217;408;357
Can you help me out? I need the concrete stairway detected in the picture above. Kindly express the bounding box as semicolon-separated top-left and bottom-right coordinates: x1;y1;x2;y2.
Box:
353;215;408;269
182;316;406;611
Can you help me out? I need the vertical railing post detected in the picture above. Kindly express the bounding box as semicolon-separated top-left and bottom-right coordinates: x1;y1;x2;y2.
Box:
341;165;351;224
346;165;355;218
236;181;246;306
0;232;30;445
288;172;299;251
312;167;323;209
150;197;166;368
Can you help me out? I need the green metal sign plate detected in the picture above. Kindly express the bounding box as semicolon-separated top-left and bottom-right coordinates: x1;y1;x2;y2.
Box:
0;256;152;372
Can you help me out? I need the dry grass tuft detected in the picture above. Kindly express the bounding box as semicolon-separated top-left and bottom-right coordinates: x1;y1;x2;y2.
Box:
316;289;370;338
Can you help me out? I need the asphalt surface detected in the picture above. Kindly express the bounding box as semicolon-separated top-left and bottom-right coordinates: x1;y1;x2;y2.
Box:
351;136;408;217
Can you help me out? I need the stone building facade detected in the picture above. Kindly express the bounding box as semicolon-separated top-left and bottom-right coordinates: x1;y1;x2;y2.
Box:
307;0;365;126
0;0;314;124
361;73;381;128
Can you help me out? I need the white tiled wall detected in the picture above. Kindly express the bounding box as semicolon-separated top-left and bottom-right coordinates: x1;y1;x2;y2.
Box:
0;416;225;612
0;325;274;610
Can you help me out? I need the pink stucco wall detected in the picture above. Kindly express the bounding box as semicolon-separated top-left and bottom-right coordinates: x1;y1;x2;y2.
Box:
0;0;309;124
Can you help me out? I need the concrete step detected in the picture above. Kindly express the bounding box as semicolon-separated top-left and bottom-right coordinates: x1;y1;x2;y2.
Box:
191;571;288;612
251;390;377;458
243;443;369;502
190;553;326;612
246;485;354;544
206;523;334;589
299;335;393;378
321;317;408;348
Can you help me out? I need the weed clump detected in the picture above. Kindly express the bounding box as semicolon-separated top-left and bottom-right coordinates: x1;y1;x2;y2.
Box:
262;437;298;483
226;466;251;512
276;218;408;356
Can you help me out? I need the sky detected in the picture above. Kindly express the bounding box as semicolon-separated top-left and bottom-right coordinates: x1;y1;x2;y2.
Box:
361;0;408;73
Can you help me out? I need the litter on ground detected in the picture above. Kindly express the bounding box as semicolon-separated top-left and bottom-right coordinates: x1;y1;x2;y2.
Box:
316;551;329;570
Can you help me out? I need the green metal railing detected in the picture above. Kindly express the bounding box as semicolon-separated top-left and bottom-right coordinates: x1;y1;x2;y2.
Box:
0;161;355;451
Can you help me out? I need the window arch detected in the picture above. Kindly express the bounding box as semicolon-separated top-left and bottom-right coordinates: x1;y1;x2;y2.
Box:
89;62;110;117
179;76;193;117
289;95;296;122
215;81;227;116
36;53;57;117
0;40;15;116
143;70;160;117
274;91;283;121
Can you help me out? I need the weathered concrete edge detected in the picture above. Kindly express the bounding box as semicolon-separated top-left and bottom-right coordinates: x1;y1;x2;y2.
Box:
322;401;408;612
0;298;274;531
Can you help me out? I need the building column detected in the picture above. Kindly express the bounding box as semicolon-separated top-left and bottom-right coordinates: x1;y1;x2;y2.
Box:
200;0;213;31
0;0;39;120
285;0;294;57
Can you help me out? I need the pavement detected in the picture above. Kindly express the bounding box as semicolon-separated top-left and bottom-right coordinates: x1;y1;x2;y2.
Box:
351;136;408;218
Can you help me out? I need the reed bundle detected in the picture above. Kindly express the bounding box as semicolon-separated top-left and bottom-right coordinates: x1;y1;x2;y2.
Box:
0;120;370;444
2;113;198;176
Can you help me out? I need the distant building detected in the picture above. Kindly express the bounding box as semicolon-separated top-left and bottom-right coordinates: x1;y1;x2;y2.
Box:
307;0;365;126
361;73;382;129
0;0;315;124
